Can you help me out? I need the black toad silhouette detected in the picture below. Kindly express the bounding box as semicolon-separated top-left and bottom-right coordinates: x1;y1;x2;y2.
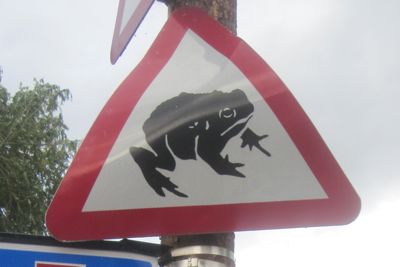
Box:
130;89;270;197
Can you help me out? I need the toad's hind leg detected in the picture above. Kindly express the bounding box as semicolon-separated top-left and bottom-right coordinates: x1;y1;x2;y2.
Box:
129;147;188;198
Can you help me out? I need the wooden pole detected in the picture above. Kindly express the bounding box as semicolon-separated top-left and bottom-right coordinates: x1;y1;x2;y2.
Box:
162;0;236;34
157;0;237;266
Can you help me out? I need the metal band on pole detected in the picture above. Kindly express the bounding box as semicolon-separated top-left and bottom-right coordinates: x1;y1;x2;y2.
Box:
160;245;235;267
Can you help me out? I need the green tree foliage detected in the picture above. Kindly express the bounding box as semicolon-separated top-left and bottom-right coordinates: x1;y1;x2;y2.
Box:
0;79;77;235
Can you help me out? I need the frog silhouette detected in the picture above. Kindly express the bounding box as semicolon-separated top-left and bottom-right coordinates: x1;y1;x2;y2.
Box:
130;89;270;197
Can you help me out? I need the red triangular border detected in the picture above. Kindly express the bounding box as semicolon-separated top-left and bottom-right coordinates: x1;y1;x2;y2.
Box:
47;7;360;241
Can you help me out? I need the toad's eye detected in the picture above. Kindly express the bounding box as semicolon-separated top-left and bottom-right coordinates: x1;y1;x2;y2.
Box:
219;108;236;119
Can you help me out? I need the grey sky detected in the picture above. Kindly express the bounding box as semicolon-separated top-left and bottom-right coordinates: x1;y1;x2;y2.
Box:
1;0;399;266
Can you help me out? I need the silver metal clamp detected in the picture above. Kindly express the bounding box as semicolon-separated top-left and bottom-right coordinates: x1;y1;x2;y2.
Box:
159;245;235;267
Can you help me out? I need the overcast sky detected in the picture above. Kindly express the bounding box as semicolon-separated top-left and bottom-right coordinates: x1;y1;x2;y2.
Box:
1;0;399;266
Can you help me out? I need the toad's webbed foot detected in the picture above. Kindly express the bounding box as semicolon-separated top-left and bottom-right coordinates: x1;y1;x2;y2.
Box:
221;154;245;177
240;128;271;157
130;147;188;198
198;148;245;178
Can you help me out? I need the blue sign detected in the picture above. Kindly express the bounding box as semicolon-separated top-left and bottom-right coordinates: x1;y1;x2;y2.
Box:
0;233;159;267
0;247;153;266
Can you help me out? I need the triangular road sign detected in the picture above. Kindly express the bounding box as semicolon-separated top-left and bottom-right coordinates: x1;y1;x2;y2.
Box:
110;0;155;64
47;8;360;241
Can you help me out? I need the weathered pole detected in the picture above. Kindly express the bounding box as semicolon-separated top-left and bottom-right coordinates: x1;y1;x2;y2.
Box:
161;0;236;34
157;0;237;266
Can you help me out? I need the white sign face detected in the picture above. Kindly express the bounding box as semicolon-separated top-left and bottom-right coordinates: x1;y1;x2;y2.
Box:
120;1;142;33
110;0;155;64
85;30;327;211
